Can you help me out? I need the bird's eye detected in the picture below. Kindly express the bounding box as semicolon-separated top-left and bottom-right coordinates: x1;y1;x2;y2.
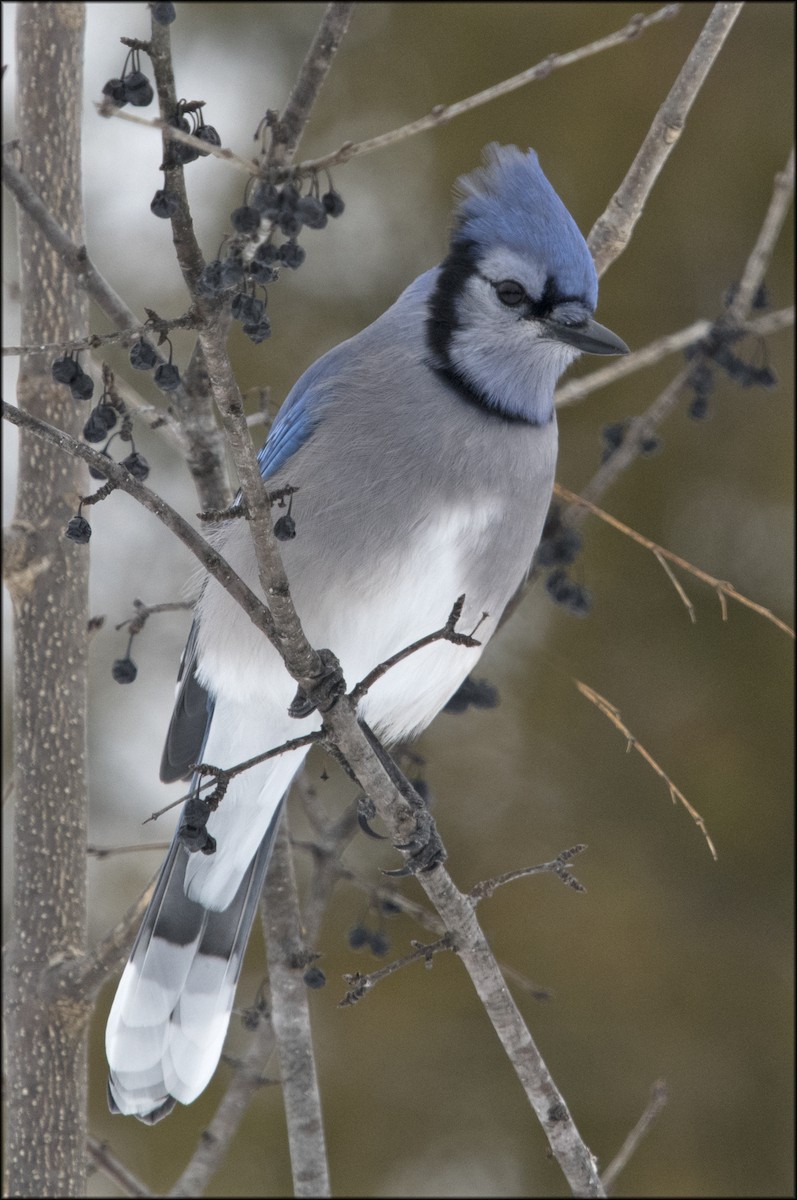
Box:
494;280;527;307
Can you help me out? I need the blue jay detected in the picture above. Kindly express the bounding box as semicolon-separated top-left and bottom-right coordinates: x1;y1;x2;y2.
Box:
106;144;628;1122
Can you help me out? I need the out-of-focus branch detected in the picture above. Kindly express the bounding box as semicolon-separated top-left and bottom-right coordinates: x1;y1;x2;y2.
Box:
574;143;794;510
296;6;680;174
555;306;794;408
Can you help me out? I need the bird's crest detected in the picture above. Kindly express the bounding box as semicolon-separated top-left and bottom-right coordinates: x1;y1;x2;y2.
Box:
453;143;597;308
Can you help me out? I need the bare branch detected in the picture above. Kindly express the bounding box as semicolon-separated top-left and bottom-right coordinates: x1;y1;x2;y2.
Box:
553;483;795;640
86;1136;152;1198
262;813;331;1198
297;6;680;174
575;680;717;860
339;934;456;1007
724;144;795;323
588;2;744;275
266;2;356;169
555;306;794;408
2;148;142;332
469;846;589;902
601;1081;669;1193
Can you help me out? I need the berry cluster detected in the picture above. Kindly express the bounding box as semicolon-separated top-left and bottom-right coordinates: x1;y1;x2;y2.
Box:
600;420;661;462
52;353;94;401
196;173;345;344
164;100;221;169
129;334;181;393
151;100;221;220
101;47;154;109
685;284;775;419
58;363;151;546
347;898;402;959
537;502;591;616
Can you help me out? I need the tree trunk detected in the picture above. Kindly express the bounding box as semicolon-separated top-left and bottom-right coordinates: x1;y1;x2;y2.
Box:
4;5;91;1195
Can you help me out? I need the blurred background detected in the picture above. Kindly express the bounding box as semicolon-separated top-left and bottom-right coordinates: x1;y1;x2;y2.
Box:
2;3;793;1196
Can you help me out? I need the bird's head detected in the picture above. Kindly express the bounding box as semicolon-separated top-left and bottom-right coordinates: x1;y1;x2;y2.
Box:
426;144;628;424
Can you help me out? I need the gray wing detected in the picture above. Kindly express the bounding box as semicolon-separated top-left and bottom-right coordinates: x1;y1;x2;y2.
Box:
160;619;215;784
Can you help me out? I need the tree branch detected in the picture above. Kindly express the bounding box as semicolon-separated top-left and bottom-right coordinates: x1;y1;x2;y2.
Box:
588;2;744;275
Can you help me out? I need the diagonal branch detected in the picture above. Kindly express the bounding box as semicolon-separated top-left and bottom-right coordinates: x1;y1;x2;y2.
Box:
297;5;679;174
575;680;717;860
553;483;795;639
266;1;356;170
588;2;744;275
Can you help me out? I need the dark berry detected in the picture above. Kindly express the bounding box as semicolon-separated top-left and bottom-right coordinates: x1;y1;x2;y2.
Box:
274;512;296;540
230;206;262;236
243;318;272;344
279;183;300;212
151;188;178;219
102;78;127;107
279;241;305;269
639;435;662;456
129;339;158;370
70;371;95;401
296;195;328;230
122;451;150;481
83;407;113;443
195;124;221;155
219;255;245;287
368;931;390;957
65;515;91;544
196;259;225;297
154;363;181;392
254;241;279;265
52;355;80;385
251;182;280;217
231;292;264;323
380;899;402;916
321;189;345;217
689;396;710;420
535;526;582;567
112;656;138;684
546;569;576;605
248;260;277;285
302;966;326;990
278;211;301;238
347;924;370;949
123;70;154;108
151;1;176;25
166;115;198;165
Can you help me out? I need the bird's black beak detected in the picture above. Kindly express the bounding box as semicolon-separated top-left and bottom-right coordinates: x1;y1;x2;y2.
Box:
545;316;629;356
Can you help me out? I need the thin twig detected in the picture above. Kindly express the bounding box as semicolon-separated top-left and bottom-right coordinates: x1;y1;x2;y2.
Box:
724;146;795;324
349;595;480;705
588;3;744;275
575;680;717;860
2;312;198;358
601;1080;669;1193
339;935;456;1007
469;846;589;901
554;306;794;408
554;483;795;640
296;6;679;174
87;841;170;859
